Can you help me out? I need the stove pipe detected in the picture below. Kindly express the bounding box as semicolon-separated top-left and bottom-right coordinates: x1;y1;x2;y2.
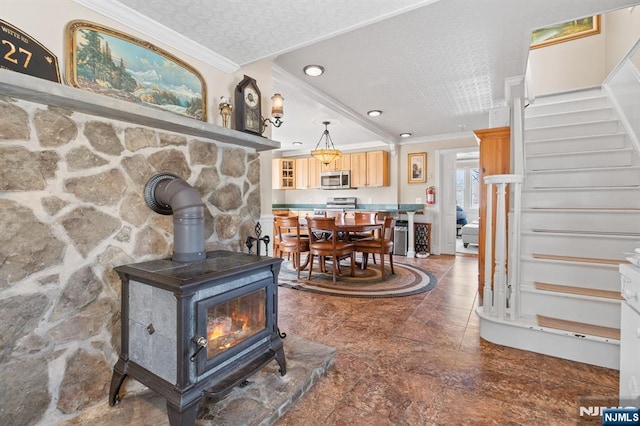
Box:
144;173;206;262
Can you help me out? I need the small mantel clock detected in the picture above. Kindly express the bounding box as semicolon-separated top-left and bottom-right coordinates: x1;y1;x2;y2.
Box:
234;75;262;135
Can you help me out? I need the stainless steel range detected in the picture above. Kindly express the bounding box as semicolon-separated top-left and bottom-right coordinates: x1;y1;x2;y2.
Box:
108;173;286;426
326;197;356;209
313;197;356;216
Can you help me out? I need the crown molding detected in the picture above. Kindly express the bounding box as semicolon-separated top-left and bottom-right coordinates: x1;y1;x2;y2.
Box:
72;0;239;74
272;64;399;145
397;130;477;146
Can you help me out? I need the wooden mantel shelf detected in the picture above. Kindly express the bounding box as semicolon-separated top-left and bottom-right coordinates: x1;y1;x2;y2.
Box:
0;70;280;152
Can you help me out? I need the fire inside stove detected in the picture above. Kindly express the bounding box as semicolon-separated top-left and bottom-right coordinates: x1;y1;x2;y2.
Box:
206;288;266;359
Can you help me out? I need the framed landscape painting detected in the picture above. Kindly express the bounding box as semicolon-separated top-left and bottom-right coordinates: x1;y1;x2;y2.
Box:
531;16;600;49
65;20;206;121
408;153;426;184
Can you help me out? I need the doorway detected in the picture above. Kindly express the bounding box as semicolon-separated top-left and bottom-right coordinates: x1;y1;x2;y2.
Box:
455;150;479;256
436;146;479;255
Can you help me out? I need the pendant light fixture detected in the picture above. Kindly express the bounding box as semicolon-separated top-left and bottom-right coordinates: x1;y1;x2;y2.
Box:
311;121;342;165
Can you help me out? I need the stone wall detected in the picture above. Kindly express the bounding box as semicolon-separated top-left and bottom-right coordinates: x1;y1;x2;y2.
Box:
0;96;262;425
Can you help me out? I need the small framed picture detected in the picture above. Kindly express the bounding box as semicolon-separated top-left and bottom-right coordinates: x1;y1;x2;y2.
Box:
408;153;426;184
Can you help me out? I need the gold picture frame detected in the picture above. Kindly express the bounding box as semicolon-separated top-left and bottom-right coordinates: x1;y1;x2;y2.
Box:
408;153;426;184
531;15;600;50
65;20;207;121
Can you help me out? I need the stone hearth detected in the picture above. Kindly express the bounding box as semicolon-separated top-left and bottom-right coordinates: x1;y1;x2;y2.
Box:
63;335;335;425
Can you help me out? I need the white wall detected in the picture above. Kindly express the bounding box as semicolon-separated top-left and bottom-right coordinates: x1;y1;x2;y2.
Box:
398;134;478;205
528;8;640;96
528;17;606;95
605;6;640;74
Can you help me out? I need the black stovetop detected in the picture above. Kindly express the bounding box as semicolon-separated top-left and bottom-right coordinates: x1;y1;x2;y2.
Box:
115;250;282;291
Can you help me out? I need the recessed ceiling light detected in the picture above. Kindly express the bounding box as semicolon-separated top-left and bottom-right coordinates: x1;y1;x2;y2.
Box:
367;110;382;117
303;65;325;77
400;133;412;138
292;141;303;146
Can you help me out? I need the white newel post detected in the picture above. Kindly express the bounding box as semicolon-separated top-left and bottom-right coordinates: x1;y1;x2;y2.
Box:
483;180;494;316
493;181;507;320
483;174;523;320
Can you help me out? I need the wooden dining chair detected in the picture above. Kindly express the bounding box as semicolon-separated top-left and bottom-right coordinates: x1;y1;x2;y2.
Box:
306;216;355;285
351;212;378;241
354;216;396;280
272;212;294;258
275;216;309;279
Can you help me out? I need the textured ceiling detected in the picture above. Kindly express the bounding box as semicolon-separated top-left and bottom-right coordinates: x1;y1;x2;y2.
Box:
88;0;640;153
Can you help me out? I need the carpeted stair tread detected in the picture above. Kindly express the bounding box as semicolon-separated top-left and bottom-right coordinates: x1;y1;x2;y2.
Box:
536;315;620;340
532;253;625;265
534;281;622;300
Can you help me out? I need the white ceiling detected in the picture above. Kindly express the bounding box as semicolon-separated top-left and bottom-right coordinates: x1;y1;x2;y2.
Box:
79;0;640;154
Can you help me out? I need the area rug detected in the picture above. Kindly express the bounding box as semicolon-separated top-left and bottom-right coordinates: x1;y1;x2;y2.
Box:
278;259;437;298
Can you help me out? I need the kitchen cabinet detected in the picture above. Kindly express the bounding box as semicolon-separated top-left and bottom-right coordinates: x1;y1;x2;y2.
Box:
294;158;321;189
295;158;309;189
473;126;510;302
351;150;389;188
320;154;350;172
272;158;296;189
308;158;321;188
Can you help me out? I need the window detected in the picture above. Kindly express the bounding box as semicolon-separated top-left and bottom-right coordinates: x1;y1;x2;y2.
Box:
456;166;480;211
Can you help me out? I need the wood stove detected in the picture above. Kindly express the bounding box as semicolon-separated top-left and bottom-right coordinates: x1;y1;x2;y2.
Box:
108;250;286;426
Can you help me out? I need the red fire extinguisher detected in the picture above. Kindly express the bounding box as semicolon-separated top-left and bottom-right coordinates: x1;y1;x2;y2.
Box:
426;186;435;205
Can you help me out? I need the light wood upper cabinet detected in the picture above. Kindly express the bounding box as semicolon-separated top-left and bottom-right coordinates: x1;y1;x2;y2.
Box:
320;154;350;172
295;158;309;189
295;157;321;189
272;158;296;189
273;151;388;189
350;150;389;188
367;151;390;187
308;157;321;189
350;152;368;188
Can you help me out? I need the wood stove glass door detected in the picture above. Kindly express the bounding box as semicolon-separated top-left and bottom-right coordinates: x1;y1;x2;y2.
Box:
205;287;266;359
194;278;273;375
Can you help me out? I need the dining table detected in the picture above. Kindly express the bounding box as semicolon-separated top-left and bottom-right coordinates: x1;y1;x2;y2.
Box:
298;215;385;270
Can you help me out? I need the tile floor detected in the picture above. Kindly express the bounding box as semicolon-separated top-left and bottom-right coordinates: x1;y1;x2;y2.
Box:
455;236;478;255
276;254;619;425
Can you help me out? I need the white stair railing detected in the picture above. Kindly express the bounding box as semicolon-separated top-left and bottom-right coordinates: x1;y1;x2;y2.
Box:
603;36;640;155
483;174;523;320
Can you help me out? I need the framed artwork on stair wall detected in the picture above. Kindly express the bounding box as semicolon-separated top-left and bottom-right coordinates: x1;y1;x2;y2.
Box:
530;15;600;49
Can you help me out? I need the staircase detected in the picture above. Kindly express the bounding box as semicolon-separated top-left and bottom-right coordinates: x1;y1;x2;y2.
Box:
479;87;640;369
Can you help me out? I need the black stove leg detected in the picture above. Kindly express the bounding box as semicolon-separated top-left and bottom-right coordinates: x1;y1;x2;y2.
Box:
108;358;128;405
166;398;200;426
274;345;287;376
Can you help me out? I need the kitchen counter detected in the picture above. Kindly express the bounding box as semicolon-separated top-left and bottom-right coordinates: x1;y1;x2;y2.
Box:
272;204;424;214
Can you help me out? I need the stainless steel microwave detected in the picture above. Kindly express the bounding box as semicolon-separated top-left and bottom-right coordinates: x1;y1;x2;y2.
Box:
320;170;351;190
